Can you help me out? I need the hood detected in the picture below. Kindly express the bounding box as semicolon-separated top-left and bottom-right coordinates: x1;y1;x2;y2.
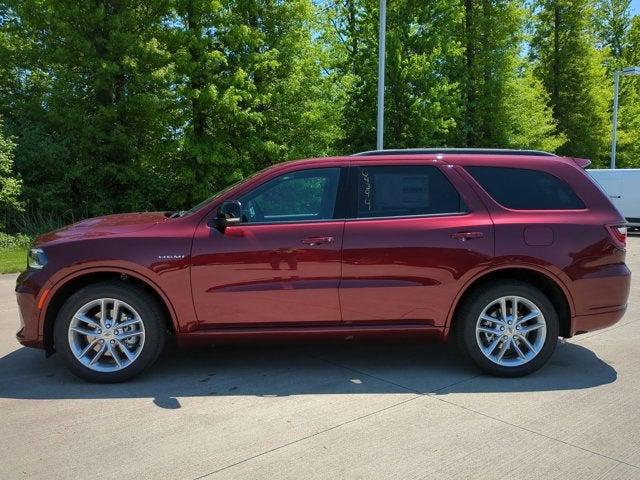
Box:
35;212;168;245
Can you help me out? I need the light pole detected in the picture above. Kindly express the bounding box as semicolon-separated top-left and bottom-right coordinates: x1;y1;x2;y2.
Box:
376;0;386;150
610;66;640;169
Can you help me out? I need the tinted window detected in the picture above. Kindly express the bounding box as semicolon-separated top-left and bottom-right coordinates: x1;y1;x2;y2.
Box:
355;165;465;218
239;168;340;223
466;166;585;210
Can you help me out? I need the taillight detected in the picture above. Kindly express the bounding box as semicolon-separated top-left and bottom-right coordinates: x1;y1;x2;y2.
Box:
606;224;627;248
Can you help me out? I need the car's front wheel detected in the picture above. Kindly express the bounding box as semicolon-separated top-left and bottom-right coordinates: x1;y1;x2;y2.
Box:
455;280;559;377
53;281;166;383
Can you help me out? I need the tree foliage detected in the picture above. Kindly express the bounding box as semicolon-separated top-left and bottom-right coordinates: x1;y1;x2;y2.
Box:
595;0;632;62
0;0;638;228
326;0;563;152
166;0;343;208
0;116;22;227
531;0;612;164
615;15;640;167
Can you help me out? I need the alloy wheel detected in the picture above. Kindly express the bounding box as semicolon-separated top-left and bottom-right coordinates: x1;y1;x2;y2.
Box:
67;298;145;372
475;295;547;367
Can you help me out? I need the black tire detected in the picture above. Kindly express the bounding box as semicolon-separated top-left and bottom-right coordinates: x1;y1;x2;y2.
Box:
53;281;166;383
454;280;559;377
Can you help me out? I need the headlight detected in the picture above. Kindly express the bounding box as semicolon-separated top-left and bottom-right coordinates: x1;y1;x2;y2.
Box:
28;248;47;270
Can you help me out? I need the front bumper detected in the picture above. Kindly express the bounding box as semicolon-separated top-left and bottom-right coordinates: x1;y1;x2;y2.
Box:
15;271;46;349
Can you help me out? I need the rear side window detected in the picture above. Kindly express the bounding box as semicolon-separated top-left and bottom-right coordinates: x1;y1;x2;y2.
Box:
466;166;585;210
355;165;466;218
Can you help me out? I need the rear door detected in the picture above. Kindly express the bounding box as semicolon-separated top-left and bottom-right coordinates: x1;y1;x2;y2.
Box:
338;161;494;328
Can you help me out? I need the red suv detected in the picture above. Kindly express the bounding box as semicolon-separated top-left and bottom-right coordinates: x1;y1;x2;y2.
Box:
15;149;630;382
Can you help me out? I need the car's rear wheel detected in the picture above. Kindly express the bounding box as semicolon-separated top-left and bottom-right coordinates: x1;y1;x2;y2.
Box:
455;280;559;377
53;281;166;383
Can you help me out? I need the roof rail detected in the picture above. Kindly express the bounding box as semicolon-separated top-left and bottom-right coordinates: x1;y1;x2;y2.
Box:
351;148;558;157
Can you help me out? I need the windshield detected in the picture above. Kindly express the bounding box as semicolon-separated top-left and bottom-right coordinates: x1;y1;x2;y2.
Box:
183;167;270;215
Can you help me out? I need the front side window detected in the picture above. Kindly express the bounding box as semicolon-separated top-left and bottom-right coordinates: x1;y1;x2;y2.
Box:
355;165;466;218
466;166;585;210
238;168;341;223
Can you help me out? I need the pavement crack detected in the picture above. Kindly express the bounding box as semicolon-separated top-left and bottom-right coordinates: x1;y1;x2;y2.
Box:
191;394;422;479
191;355;483;478
308;353;482;396
423;394;640;471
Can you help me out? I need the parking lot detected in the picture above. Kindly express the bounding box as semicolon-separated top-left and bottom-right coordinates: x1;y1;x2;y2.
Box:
0;236;638;480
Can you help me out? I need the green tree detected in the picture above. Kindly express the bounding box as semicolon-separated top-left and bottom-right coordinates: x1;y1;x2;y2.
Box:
167;0;343;207
460;0;562;150
0;0;177;217
503;67;566;151
326;0;561;152
531;0;611;163
460;0;520;147
614;15;640;167
594;0;632;63
0;116;23;227
326;0;463;152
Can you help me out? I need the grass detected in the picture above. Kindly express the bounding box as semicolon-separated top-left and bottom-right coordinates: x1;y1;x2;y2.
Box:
0;247;26;274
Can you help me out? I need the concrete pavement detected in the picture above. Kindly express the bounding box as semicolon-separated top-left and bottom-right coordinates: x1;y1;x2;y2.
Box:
1;237;639;479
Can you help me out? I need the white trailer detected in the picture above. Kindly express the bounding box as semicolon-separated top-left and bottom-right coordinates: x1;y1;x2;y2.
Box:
587;169;640;228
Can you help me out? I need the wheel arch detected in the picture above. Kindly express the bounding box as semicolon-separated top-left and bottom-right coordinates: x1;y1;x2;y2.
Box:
41;268;179;354
446;266;574;340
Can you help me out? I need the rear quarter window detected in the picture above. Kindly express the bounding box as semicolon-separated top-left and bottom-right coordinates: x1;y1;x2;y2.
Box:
465;166;585;210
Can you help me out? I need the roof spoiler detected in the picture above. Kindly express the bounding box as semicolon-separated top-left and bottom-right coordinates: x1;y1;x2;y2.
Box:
570;157;591;169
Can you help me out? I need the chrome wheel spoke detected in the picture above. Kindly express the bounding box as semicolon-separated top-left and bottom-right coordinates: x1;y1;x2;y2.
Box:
68;298;145;372
520;323;545;335
116;330;143;341
480;314;505;326
515;334;535;353
70;326;100;338
512;339;526;359
89;343;106;365
496;338;511;361
112;300;121;324
116;340;135;361
79;339;99;358
74;314;101;330
117;317;142;329
100;299;108;326
107;343;122;368
478;325;502;335
516;310;541;325
484;336;502;355
500;297;508;321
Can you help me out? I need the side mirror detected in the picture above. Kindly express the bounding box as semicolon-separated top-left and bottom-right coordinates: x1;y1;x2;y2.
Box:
212;200;243;228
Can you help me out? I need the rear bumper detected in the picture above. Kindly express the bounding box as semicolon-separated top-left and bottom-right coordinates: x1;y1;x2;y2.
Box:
569;261;630;334
570;305;627;337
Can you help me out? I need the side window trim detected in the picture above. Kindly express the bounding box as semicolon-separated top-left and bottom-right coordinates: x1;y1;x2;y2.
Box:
346;164;468;220
346;211;471;222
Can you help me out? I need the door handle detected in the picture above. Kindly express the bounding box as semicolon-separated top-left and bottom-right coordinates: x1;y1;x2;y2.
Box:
450;231;484;242
302;236;334;246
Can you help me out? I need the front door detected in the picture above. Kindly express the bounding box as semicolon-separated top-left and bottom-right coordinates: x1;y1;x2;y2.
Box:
339;163;494;328
191;167;346;327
